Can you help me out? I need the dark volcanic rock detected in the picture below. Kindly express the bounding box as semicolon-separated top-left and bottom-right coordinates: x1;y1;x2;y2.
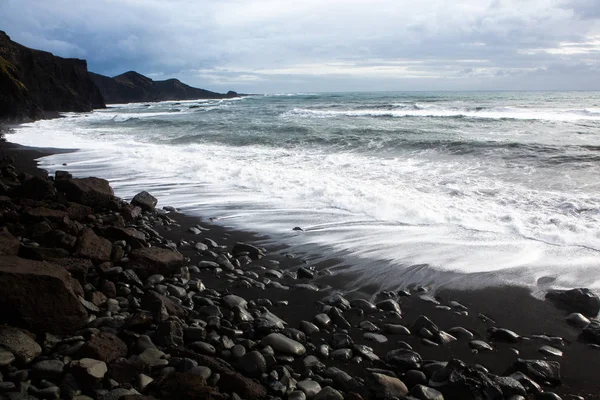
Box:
582;320;600;344
90;70;238;104
129;247;185;279
78;332;128;363
131;191;158;211
0;256;88;333
0;30;105;121
0;325;41;364
75;227;112;263
431;359;503;400
512;359;561;386
545;288;600;317
55;177;115;208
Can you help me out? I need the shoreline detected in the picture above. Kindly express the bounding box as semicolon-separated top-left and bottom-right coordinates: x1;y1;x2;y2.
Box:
1;138;599;398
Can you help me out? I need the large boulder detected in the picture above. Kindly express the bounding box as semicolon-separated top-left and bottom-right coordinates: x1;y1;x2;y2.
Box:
0;256;88;333
131;191;158;212
15;176;56;200
545;288;600;317
129;247;185;279
0;231;19;256
75;228;112;263
55;177;115;209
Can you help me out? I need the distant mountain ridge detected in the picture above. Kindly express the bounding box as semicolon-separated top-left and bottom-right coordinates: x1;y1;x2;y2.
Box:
90;71;239;104
0;30;105;121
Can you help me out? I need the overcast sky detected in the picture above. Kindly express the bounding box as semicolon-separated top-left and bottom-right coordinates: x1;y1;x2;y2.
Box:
1;0;599;93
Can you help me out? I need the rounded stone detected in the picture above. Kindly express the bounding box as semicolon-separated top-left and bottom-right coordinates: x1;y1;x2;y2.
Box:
238;351;266;378
0;349;15;367
261;333;306;356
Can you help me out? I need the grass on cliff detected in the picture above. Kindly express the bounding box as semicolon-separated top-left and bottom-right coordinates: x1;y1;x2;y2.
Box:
0;56;27;92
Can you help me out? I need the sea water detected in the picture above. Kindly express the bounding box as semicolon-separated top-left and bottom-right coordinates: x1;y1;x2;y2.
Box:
10;91;600;292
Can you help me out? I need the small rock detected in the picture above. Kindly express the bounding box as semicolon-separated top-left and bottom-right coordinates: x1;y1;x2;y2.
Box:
539;345;563;357
314;386;343;400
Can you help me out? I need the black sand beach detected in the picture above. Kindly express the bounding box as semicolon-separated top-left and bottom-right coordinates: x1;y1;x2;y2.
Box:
0;137;598;399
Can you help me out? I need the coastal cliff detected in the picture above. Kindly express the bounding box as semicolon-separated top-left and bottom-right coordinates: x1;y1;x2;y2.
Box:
0;31;105;121
89;71;238;104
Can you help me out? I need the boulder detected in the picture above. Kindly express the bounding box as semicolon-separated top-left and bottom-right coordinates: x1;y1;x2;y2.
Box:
0;256;88;333
55;177;115;208
0;231;19;256
582;320;600;344
545;288;600;317
431;359;502;400
129;247;185;279
65;202;93;221
75;228;112;263
16;176;56;200
0;326;41;365
78;332;128;363
131;191;158;212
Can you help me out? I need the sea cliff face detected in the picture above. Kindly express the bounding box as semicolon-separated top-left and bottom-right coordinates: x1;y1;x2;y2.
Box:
0;31;106;122
89;70;238;104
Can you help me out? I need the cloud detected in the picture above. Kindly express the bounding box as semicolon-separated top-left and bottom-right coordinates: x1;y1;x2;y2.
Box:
1;0;599;91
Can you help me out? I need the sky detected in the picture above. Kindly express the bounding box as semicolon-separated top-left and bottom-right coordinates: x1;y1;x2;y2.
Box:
1;0;599;93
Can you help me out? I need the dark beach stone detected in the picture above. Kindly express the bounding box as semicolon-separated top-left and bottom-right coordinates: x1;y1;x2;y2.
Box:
489;327;520;343
157;319;184;348
261;333;306;356
410;384;444;400
17;176;57;200
383;324;411;335
0;348;15;367
129;247;185;279
0;256;88;334
314;313;331;328
324;367;363;393
238;351;266;378
410;315;439;337
404;370;427;388
222;294;248;309
131;191;158;211
232;242;264;260
447;327;473;340
189;341;216;355
78;332;127;363
539;345;563;357
582;320;600;344
565;312;590;328
332;333;353;349
385;349;422;371
363;333;388;343
325;294;352;311
546;288;600;317
369;372;409;399
300;320;320;335
297;379;322;399
512;359;561;386
331;348;353;360
55;177;115;208
376;299;402;314
431;359;502;400
31;359;65;380
469;340;493;352
350;299;378;313
75;227;112;262
360;320;380;332
314;386;343;400
327;307;350;328
0;231;19;256
298;267;315;279
492;376;526;397
71;358;108;381
0;326;41;365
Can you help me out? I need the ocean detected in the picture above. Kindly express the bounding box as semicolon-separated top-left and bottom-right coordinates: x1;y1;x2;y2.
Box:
10;91;600;293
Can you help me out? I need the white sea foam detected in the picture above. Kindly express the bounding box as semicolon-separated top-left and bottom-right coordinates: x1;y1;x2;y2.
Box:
9;93;600;291
282;106;600;121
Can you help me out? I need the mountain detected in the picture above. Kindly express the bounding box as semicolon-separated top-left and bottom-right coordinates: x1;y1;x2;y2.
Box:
89;71;239;104
0;31;105;122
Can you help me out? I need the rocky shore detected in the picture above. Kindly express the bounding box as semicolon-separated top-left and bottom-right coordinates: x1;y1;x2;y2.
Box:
0;144;599;400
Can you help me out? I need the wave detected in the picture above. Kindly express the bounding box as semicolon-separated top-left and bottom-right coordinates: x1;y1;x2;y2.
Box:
282;106;600;122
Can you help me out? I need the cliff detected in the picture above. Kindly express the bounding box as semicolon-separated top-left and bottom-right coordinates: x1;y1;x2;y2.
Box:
89;71;238;104
0;31;105;121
